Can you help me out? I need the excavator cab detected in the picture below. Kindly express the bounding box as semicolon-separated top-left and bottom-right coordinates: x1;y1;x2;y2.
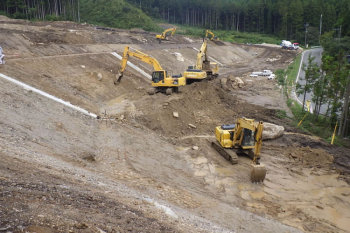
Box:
152;71;165;83
241;128;255;147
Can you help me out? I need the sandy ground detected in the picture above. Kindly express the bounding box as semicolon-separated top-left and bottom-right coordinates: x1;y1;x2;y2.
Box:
1;16;350;233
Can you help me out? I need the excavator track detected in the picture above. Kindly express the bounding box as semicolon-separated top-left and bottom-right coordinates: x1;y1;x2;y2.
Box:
211;141;238;164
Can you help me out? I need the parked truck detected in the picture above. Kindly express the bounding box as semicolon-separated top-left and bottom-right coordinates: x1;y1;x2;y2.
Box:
281;40;298;50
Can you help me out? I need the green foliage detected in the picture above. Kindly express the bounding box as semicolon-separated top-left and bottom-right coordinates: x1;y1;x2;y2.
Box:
285;54;302;87
275;69;285;86
276;110;288;119
125;0;350;45
290;100;334;138
296;55;321;111
176;25;280;45
45;14;62;21
80;0;158;31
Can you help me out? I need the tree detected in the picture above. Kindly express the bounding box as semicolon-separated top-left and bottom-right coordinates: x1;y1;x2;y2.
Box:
296;55;320;112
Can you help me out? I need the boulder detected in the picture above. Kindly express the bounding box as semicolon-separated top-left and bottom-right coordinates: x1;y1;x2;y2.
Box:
262;122;284;140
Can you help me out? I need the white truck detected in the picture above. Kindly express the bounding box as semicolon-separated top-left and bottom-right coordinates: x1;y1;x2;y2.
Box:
281;40;298;50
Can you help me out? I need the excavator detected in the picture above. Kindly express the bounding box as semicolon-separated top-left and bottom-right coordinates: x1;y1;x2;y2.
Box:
205;30;219;41
156;28;176;43
115;46;186;95
184;39;218;83
211;117;267;182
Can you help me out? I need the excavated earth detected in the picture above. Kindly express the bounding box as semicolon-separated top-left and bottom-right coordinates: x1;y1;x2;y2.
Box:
1;16;350;233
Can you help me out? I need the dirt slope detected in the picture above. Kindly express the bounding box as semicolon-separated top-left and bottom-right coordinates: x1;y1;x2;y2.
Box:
1;16;350;233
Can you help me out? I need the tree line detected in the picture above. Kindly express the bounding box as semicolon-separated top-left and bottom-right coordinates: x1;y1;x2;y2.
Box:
128;0;349;45
0;0;80;21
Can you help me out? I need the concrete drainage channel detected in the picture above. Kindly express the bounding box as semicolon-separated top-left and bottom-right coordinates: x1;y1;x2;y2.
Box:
111;52;152;80
0;51;152;119
0;73;98;118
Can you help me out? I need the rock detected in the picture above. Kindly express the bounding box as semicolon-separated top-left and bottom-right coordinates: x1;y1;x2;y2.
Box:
75;222;88;229
97;73;103;81
192;146;199;150
188;123;197;129
235;77;244;88
220;78;227;86
229;76;236;81
262;122;284;140
119;114;125;120
173;112;179;118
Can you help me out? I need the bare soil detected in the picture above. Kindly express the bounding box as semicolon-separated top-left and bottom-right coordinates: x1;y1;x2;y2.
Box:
1;16;350;233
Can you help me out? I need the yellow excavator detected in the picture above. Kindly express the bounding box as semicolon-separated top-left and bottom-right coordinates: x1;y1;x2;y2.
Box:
205;30;219;41
184;39;218;83
115;46;186;95
211;118;267;182
156;28;176;43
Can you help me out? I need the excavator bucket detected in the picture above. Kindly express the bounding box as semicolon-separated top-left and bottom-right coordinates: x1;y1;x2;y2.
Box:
114;73;123;85
250;164;266;182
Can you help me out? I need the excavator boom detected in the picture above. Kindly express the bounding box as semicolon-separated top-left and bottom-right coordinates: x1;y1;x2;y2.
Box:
115;46;163;83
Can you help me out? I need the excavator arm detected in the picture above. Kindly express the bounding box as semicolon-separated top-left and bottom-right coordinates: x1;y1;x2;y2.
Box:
115;46;163;83
156;28;176;41
195;39;207;70
205;30;217;41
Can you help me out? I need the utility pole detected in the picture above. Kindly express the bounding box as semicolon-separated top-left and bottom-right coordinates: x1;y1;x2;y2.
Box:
319;14;322;45
304;23;309;48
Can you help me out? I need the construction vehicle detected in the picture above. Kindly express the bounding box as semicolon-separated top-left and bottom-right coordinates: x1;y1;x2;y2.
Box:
115;46;186;95
211;118;267;182
281;40;298;50
205;30;219;41
184;39;218;83
156;28;176;43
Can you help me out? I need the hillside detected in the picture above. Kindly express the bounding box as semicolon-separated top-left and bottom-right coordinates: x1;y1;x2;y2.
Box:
0;16;350;233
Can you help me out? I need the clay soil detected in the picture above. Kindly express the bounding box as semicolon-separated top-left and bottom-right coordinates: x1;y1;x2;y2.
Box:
1;16;350;233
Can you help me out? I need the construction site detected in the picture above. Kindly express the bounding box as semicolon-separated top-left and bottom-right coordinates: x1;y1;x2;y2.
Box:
1;16;350;233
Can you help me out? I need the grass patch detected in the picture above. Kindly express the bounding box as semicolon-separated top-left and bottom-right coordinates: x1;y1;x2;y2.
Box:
174;25;281;44
285;53;302;87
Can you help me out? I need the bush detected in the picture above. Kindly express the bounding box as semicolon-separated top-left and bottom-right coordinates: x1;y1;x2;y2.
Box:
80;0;159;31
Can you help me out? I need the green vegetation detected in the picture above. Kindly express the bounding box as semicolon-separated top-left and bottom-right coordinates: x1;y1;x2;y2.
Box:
128;0;350;45
280;36;350;142
80;0;158;31
176;25;280;45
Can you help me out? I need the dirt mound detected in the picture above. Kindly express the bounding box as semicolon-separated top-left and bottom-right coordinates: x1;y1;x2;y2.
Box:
288;147;334;168
133;80;282;144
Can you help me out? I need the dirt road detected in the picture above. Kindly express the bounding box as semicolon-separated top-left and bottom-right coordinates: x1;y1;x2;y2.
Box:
1;16;350;233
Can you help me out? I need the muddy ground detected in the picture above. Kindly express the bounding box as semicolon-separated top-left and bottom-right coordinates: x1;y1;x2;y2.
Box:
0;16;350;233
